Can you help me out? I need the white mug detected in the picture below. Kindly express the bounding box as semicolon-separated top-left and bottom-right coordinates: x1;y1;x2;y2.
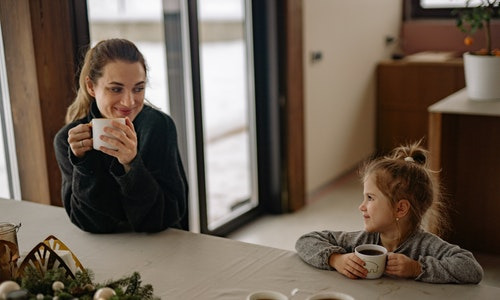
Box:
354;244;387;279
246;290;288;300
91;118;125;150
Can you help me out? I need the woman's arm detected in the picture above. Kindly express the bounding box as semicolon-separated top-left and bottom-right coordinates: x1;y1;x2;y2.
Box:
54;125;128;233
110;112;187;232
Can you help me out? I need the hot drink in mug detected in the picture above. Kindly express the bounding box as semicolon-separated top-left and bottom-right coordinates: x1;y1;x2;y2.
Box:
354;244;387;279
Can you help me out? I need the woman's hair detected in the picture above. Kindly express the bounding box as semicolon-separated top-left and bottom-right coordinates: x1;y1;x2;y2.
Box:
65;38;148;124
359;141;449;237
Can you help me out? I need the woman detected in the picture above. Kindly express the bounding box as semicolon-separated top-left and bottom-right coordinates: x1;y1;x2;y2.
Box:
54;38;188;233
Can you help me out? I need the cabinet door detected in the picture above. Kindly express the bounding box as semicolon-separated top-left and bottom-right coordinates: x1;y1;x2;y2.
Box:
376;61;465;153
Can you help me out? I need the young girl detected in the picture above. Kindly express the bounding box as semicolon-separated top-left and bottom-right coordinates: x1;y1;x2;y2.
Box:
295;142;483;284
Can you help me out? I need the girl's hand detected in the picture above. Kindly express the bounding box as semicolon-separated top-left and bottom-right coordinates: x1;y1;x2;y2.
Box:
68;123;93;158
98;117;137;171
385;253;422;279
329;253;368;279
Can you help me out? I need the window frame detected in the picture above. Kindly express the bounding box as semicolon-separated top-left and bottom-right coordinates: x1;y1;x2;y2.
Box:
0;21;21;200
408;0;500;19
408;0;461;19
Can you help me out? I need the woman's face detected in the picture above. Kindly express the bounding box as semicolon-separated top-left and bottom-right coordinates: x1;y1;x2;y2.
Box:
86;60;146;121
359;173;396;233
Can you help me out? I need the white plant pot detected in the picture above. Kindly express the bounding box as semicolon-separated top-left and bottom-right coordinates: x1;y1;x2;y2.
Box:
463;52;500;101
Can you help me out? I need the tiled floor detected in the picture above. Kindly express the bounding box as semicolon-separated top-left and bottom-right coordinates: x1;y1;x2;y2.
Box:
228;172;500;288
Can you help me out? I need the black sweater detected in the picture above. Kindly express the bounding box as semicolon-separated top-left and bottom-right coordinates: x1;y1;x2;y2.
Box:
54;103;188;233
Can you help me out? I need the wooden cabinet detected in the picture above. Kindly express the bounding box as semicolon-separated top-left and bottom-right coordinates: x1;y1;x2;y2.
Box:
429;90;500;254
376;59;465;154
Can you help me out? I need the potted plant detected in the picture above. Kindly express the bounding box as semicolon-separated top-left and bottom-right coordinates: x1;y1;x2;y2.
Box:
454;0;500;101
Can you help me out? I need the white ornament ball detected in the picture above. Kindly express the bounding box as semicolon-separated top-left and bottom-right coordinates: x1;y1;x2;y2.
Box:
93;287;116;300
0;280;21;299
52;281;65;292
36;294;44;300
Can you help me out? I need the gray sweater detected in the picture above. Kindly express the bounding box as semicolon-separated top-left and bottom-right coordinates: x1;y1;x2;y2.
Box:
295;229;483;284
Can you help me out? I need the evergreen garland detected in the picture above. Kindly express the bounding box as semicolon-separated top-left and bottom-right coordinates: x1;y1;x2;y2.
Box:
16;266;159;300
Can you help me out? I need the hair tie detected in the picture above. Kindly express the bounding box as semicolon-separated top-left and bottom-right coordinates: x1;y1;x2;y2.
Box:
404;156;415;163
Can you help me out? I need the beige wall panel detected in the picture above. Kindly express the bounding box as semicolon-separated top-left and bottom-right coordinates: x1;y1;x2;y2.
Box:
303;0;402;193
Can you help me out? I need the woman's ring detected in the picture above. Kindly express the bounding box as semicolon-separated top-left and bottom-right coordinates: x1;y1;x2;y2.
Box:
80;140;84;148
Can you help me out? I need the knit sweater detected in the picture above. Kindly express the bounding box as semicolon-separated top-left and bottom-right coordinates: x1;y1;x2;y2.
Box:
54;102;188;233
295;229;483;284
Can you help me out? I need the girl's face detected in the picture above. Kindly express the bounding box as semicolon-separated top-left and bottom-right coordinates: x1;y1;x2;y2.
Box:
86;60;146;121
359;173;397;233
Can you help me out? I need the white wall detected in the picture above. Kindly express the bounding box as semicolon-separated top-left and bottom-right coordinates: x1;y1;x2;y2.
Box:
304;0;402;194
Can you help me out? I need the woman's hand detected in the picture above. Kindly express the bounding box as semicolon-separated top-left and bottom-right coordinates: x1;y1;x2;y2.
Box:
385;253;422;279
98;117;137;171
68;123;93;158
329;253;368;279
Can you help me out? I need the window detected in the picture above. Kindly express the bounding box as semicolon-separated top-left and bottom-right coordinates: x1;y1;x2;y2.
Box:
420;0;482;8
85;0;261;234
410;0;499;19
0;104;9;199
195;0;259;232
87;0;169;112
0;22;20;200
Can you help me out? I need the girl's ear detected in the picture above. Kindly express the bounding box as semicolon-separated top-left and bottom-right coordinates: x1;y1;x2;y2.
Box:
395;199;411;218
85;76;96;97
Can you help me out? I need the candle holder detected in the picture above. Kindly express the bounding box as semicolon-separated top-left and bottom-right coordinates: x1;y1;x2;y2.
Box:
17;235;84;279
0;223;21;283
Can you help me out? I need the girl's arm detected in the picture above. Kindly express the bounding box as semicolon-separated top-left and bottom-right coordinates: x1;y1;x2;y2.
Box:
416;248;483;284
295;230;375;270
403;232;483;284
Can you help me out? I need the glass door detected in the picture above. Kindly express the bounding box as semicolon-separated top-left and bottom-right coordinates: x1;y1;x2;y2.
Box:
85;0;264;234
0;22;20;200
190;0;259;234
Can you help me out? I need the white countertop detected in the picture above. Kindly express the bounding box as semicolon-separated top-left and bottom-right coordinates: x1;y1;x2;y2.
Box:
429;88;500;116
1;198;499;299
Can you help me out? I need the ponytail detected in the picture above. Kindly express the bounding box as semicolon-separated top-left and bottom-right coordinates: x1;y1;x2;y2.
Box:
360;140;450;238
